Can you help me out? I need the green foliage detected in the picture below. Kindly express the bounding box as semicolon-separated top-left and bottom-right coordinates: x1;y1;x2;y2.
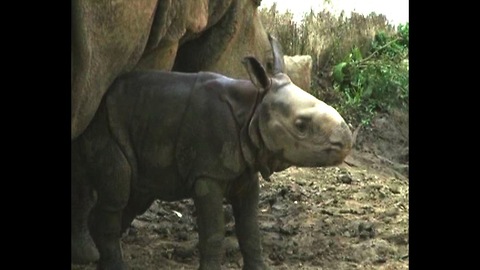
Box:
332;23;409;126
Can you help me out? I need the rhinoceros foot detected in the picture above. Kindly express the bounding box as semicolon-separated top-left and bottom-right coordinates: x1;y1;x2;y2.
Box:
97;260;128;270
242;261;270;270
71;232;99;264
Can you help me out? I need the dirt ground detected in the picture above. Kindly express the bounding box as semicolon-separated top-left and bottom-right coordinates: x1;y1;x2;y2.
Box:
72;108;409;270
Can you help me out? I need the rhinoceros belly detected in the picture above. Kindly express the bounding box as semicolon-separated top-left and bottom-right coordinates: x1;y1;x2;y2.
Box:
135;166;190;201
133;140;192;201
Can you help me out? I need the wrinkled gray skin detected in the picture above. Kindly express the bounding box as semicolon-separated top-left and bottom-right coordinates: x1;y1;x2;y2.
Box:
72;0;271;140
71;36;352;270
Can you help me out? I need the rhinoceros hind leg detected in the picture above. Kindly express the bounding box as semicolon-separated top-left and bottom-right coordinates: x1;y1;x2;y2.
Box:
71;163;99;264
89;144;131;270
121;191;155;234
71;230;100;264
90;207;129;270
96;258;129;270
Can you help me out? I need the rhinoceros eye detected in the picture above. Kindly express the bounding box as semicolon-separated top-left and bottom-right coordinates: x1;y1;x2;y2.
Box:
294;117;310;134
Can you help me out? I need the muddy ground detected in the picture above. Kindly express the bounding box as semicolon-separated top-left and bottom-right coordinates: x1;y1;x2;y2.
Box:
72;109;408;270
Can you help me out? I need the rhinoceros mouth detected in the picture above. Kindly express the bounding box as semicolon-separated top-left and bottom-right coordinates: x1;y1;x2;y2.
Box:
279;145;348;167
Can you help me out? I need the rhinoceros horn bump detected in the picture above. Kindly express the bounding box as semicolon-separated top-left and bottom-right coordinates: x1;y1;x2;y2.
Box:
268;34;286;74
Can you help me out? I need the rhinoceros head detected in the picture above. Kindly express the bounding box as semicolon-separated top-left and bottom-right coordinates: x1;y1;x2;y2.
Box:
243;35;352;175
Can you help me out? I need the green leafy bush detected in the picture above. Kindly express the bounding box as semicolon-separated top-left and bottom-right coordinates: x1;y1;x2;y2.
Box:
332;23;409;126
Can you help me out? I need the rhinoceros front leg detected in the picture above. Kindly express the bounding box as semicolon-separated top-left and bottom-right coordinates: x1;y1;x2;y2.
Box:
193;178;226;270
230;172;269;270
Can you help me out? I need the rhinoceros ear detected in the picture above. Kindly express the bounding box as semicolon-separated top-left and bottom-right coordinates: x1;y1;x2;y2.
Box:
242;56;272;91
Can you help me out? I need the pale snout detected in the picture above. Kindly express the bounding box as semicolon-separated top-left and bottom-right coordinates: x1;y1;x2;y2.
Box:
312;104;352;166
326;120;353;165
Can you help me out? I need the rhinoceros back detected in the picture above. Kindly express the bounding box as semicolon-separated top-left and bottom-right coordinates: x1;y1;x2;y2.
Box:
74;70;255;199
102;71;203;196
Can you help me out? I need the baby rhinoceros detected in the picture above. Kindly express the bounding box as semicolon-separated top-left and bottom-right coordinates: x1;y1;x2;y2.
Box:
71;36;353;270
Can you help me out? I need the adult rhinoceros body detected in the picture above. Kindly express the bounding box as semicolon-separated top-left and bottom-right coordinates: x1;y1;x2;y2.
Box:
72;0;272;140
71;37;352;270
